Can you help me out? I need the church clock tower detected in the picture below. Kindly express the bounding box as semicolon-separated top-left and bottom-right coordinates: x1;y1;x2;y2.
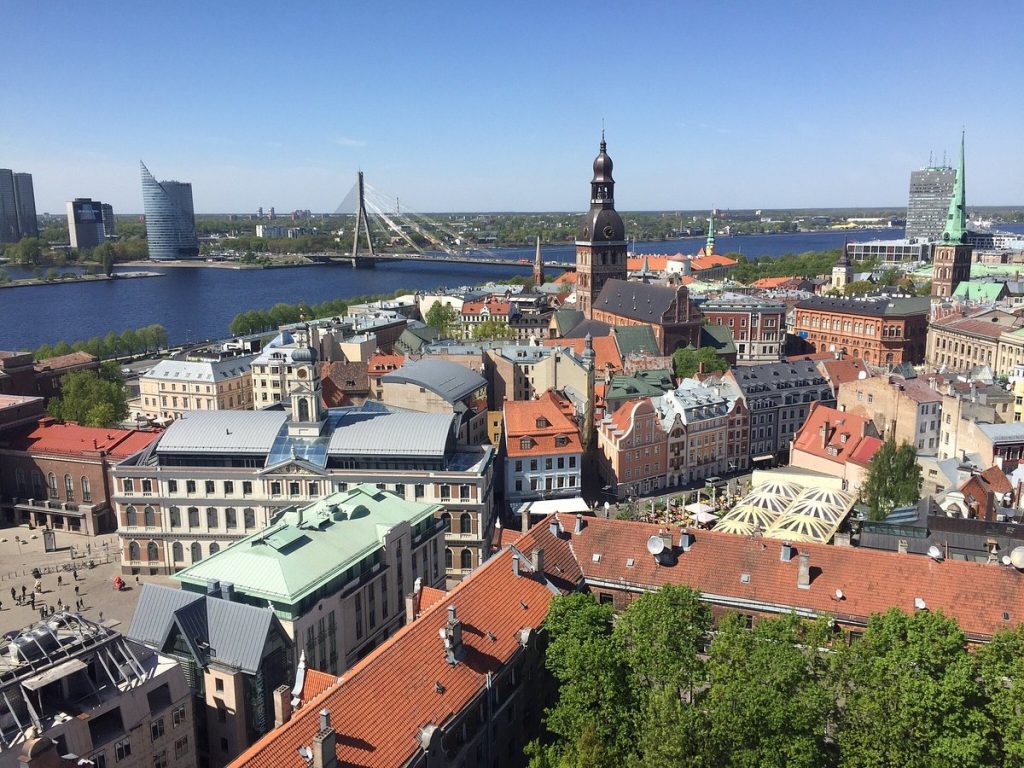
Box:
931;133;972;299
575;135;627;318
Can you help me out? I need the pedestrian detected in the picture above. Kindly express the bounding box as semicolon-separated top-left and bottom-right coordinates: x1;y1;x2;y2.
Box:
39;607;45;620
57;575;62;588
29;594;34;609
135;575;140;585
74;585;79;596
57;598;63;611
72;568;77;581
10;587;15;602
21;584;26;599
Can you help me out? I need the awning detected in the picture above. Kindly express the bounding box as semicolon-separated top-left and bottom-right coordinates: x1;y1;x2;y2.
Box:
752;454;775;462
21;658;87;691
695;510;719;524
685;502;715;515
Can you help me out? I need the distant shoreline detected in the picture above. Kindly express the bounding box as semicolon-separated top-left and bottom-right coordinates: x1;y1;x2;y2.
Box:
118;259;317;270
0;272;163;290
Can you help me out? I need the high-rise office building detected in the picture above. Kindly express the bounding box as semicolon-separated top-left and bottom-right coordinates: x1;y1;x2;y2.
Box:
101;202;115;237
906;165;955;242
13;172;37;238
0;169;19;244
140;161;199;260
66;198;107;250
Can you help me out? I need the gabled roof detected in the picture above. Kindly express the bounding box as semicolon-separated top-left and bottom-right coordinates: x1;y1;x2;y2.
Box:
228;525;579;768
381;359;485;402
543;336;622;371
145;355;257;383
551;309;585;336
817;357;872;386
796;296;931;318
611;324;660;356
34;351;97;372
952;281;1008;302
504;391;581;457
791;402;879;466
594;278;683;322
690;253;738;270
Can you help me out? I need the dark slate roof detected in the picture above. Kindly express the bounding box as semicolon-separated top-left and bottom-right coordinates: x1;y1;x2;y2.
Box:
552;310;585;336
381;358;486;403
127;584;278;676
795;295;931;318
563;319;612;338
611;325;660;356
700;325;736;356
594;279;680;322
731;360;833;405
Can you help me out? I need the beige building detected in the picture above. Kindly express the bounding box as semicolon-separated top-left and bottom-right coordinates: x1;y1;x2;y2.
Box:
0;615;193;768
250;330;323;410
132;355;255;423
837;374;943;454
926;308;1023;373
997;327;1024;377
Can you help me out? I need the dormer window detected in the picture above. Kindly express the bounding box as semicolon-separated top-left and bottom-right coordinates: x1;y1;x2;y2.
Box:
536;417;549;428
555;435;568;447
520;438;533;450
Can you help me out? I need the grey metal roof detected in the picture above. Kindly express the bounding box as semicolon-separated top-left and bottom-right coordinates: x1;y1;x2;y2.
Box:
146;355;257;383
126;583;201;647
156;410;287;454
381;359;485;403
127;584;276;675
976;423;1024;443
328;408;455;456
700;292;786;312
796;295;931;318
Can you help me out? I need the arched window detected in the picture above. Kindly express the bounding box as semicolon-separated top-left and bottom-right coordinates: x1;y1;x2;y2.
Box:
209;542;220;555
143;506;156;527
169;507;181;527
206;508;218;529
460;549;473;570
125;505;137;526
188;507;200;527
243;508;256;529
225;508;237;529
47;473;57;499
172;542;183;562
445;548;453;570
81;476;91;503
298;399;310;422
15;468;25;493
128;541;140;561
31;470;42;493
440;512;451;531
190;542;202;563
147;542;159;562
459;513;473;534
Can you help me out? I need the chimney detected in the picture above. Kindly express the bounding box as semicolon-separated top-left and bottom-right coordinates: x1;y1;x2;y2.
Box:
520;506;530;533
512;554;521;578
780;541;794;562
573;514;585;535
220;581;234;602
797;552;811;589
549;519;560;538
898;538;908;555
206;579;220;596
679;529;694;551
819;423;829;450
405;577;424;622
312;710;337;768
442;605;463;664
531;548;545;573
659;529;673;552
272;684;292;728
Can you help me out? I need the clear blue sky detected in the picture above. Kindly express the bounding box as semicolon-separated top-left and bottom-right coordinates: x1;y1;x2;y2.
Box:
4;1;1022;214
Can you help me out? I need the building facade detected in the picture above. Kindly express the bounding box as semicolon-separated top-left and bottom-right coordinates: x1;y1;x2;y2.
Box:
597;398;668;499
793;296;930;365
926;309;1023;373
503;390;582;508
789;403;882;492
140;161;199;261
837;374;943;454
699;293;786;364
592;279;702;354
132;356;256;423
13;172;38;238
931;135;972;298
906;165;956;242
66;198;108;251
575;137;627;318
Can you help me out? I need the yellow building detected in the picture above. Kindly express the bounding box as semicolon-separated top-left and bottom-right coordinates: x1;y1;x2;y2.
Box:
132;356;255;424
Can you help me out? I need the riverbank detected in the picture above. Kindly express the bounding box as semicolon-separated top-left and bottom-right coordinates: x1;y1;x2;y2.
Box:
0;271;163;290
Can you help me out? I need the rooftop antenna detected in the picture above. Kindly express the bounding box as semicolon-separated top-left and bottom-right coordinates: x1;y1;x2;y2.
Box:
928;150;934;166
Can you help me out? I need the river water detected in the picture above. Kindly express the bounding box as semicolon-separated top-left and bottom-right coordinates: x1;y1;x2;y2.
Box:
0;225;967;349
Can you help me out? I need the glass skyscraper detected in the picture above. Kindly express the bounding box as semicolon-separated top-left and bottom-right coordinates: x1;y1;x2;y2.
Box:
906;166;955;243
140;161;199;260
0;169;19;244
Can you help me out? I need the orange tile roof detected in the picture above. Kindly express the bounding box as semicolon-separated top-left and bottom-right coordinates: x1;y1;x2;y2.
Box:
554;513;1024;642
791;403;878;466
504;390;582;458
817;357;873;386
367;353;404;377
3;420;162;459
543;336;622;371
626;255;669;272
848;435;883;466
753;276;799;289
418;586;447;613
691;253;738;270
34;351;97;371
553;271;576;285
960;466;1013;508
491;525;523;552
229;529;575;768
461;298;511;317
300;669;338;702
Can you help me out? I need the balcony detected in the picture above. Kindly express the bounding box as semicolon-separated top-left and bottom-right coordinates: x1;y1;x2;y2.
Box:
10;497;100;518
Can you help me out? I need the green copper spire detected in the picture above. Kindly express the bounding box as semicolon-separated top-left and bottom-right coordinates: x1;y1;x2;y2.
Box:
706;210;716;255
942;132;968;244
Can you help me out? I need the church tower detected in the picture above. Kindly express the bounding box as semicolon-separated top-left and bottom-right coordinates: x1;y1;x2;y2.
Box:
931;133;972;298
575;134;627;318
832;242;853;292
532;235;544;287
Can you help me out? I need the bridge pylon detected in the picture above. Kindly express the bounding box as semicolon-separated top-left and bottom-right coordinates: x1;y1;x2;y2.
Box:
351;171;376;268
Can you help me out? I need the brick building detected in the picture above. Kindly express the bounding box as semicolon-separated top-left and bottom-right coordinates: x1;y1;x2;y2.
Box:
699;292;787;365
591;279;702;354
0;351;99;400
793;296;930;365
838;374;943;454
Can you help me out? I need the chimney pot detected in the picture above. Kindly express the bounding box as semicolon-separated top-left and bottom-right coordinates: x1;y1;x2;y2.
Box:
680;529;694;551
549;519;559;538
780;541;793;562
573;514;585;535
797;551;811;589
531;547;545;573
272;684;292;728
512;554;521;578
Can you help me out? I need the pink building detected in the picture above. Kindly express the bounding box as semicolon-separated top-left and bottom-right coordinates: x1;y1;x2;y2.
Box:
790;403;882;493
597;398;668;499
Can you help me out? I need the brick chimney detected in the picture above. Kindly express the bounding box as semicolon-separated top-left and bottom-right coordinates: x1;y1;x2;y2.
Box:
312;709;337;768
531;548;545;573
272;684;292;728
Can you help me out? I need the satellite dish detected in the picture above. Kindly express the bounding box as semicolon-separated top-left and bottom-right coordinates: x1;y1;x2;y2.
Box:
914;597;927;610
857;371;867;380
1002;555;1013;566
646;535;666;556
927;545;944;561
1010;546;1024;570
834;588;844;600
297;747;313;761
829;344;836;352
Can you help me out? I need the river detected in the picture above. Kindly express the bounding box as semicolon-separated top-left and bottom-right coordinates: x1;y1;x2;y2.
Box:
0;225;1004;350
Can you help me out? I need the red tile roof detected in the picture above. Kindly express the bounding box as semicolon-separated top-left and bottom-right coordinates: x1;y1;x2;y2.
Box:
229;529;575;768
543;336;622;372
848;435;883;466
2;420;162;459
504;390;581;458
817;357;872;386
960;466;1013;509
691;253;738;270
300;669;337;702
367;353;404;377
553;271;576;285
626;255;670;272
34;351;97;372
753;276;800;289
791;403;878;466
461;298;511;317
555;513;1024;641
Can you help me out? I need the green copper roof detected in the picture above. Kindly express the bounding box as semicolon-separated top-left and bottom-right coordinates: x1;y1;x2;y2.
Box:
612;324;660;356
706;210;716;255
942;133;968;244
173;484;440;606
952;281;1005;302
606;369;675;401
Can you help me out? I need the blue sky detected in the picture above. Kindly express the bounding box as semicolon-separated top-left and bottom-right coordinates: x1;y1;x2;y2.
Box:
3;1;1022;214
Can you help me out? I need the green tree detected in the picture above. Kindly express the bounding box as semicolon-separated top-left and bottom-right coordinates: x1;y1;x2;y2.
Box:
472;318;513;340
832;608;991;768
672;346;729;379
843;280;875;296
702;613;834;768
978;625;1024;766
120;328;141;357
861;439;923;521
47;369;128;427
425;302;460;338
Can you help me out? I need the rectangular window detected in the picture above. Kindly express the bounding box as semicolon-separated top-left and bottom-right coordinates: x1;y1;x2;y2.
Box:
172;706;186;728
167;480;177;494
123;478;134;494
355;593;363;639
414;484;424;499
151;718;165;741
174;737;188;760
115;739;131;763
242;480;252;495
289;481;300;496
224;481;234;495
153;751;167;768
186;480;196;494
205;480;215;494
270;481;281;496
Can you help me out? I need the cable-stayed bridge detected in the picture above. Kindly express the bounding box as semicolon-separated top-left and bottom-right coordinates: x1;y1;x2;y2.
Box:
330;172;574;270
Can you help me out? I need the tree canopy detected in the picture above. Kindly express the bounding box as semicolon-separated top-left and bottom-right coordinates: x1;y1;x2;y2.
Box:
672;345;729;379
861;439;923;521
472;318;513;340
47;365;128;427
425;302;460;338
